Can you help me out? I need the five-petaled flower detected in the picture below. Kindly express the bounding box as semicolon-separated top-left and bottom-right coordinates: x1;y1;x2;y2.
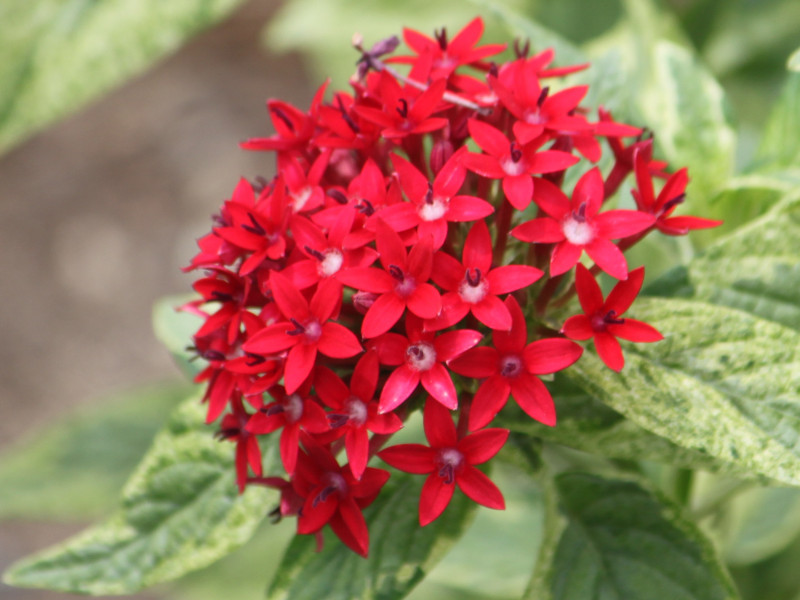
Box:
561;264;663;371
379;400;508;525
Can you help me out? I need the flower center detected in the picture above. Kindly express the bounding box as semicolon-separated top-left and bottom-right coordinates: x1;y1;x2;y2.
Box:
287;317;323;344
562;215;595;246
318;248;344;277
389;265;417;298
591;310;625;332
345;396;368;426
458;268;489;304
283;393;304;424
313;471;348;507
436;448;464;484
291;186;313;212
406;342;437;372
499;354;523;378
419;196;448;222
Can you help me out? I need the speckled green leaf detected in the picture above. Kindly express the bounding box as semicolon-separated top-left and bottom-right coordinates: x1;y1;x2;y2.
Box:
758;72;800;168
153;294;204;378
568;298;800;486
4;393;274;594
268;472;476;600
642;41;735;203
495;376;743;476
648;193;800;332
534;473;738;600
0;382;189;520
0;0;246;154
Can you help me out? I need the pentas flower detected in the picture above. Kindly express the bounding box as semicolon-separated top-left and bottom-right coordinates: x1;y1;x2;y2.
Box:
293;432;390;557
354;71;448;140
511;168;654;279
379;400;508;526
314;352;403;479
338;220;441;338
562;264;663;372
391;17;506;80
215;395;262;492
632;144;722;235
246;383;329;474
239;81;327;154
450;297;583;430
370;314;481;413
243;273;362;393
462;118;580;210
380;149;494;249
427;220;542;331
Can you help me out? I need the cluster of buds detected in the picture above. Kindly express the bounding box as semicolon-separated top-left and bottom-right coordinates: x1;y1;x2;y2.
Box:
183;17;721;556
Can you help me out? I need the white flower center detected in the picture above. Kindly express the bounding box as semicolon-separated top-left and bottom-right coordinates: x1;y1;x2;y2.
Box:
318;248;344;277
562;217;595;245
501;157;526;176
458;274;489;304
291;186;313;211
418;196;448;222
406;342;437;372
345;397;368;427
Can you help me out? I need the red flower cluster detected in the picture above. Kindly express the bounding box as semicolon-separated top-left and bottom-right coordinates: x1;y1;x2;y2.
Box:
184;17;720;557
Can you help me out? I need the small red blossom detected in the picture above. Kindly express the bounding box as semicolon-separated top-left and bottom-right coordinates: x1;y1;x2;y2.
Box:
449;296;583;430
370;315;481;413
338;220;441;338
243;273;362;393
215;395;262;492
562;264;663;371
314;351;403;479
246;383;329;474
511;168;654;279
293;433;390;557
379;400;508;526
632;144;723;235
428;221;542;331
462;118;580;210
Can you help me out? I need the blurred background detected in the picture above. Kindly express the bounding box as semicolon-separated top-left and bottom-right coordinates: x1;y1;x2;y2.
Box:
1;0;799;598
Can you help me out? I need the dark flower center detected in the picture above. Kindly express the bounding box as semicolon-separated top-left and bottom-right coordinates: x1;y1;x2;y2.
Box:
436;448;464;484
500;354;523;378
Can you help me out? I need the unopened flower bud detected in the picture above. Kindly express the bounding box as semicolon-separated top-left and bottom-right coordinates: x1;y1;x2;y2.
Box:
430;139;454;175
353;291;378;314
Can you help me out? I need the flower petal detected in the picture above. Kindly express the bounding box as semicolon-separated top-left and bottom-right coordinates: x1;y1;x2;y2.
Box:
420;474;455;526
379;365;420;413
457;465;505;510
561;314;594;340
503;174;533;211
610;318;664;342
574;263;604;315
511;218;564;243
509;373;556;426
379;443;436;473
362;293;406;338
486;264;543;294
550;241;583;276
284;343;317;394
318;322;363;358
522;338;583;374
458;428;509;464
585;238;628;280
605;266;644;315
421;363;459;410
469;376;510;431
594;331;624;372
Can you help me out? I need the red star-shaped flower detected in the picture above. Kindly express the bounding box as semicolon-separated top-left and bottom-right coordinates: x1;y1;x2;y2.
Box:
561;264;663;371
449;296;583;430
427;220;542;331
511;167;654;279
293;432;390;557
379;400;508;525
243;272;362;393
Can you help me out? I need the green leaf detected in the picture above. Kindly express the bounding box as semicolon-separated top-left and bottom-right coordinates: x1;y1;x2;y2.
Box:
536;473;738;600
0;0;246;155
268;471;476;600
495;376;745;476
641;40;736;204
789;47;800;71
153;294;204;378
718;485;800;566
758;73;800;169
568;298;800;487
468;0;587;67
652;193;800;332
4;392;274;594
0;382;189;521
